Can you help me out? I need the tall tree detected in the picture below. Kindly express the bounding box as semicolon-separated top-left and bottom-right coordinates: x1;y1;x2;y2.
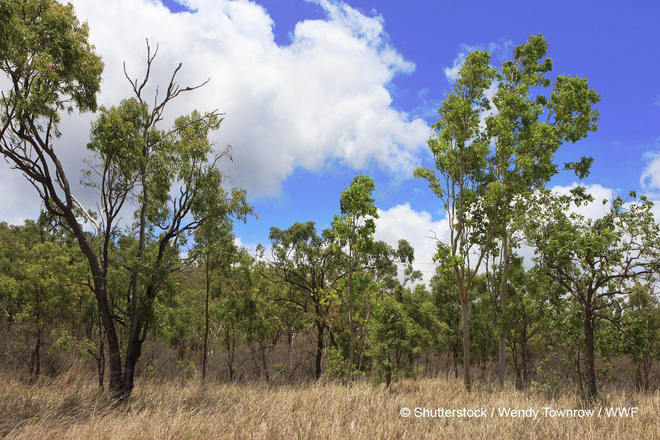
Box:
415;35;600;390
621;283;660;391
485;35;599;386
0;0;118;392
414;49;497;390
330;173;378;380
85;66;251;396
0;0;250;398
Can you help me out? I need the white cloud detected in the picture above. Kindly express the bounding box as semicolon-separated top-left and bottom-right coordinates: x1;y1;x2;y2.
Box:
374;203;449;287
0;0;430;223
234;235;261;255
640;151;660;193
550;182;615;220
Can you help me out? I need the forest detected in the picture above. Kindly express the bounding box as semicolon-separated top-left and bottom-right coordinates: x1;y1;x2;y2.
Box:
1;3;660;436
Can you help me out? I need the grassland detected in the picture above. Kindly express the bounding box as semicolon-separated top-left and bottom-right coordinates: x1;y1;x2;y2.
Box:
1;372;659;439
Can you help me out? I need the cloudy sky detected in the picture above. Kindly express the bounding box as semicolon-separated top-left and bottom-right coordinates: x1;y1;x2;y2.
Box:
1;0;659;285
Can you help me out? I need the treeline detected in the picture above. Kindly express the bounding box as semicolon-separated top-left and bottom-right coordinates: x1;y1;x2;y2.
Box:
1;0;659;403
1;181;659;398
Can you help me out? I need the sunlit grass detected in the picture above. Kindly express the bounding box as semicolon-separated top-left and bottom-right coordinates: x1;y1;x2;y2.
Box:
2;373;659;439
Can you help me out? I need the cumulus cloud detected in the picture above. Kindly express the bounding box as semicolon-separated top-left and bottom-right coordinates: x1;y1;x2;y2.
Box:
1;0;430;223
640;151;660;193
550;182;615;220
374;203;449;286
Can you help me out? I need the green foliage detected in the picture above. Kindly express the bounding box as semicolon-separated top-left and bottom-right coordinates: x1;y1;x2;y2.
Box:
325;347;348;379
368;295;418;386
0;0;103;121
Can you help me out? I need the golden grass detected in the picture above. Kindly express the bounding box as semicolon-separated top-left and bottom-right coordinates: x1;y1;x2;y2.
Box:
1;373;658;439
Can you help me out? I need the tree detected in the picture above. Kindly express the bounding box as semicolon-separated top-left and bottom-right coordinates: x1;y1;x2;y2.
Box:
0;0;116;389
621;283;660;391
414;35;600;390
0;0;250;398
485;35;599;386
525;190;660;399
0;219;83;378
414;48;497;391
330;173;378;380
192;221;237;383
266;222;342;380
368;294;417;388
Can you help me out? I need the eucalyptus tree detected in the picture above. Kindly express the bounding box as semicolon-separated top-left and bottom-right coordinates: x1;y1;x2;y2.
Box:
414;49;497;390
414;35;600;390
192;221;238;382
266;222;341;380
485;35;599;385
0;0;250;398
525;190;660;399
0;0;112;386
368;294;415;388
330;173;378;380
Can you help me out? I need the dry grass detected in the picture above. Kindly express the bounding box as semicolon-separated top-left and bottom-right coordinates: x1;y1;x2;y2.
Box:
1;373;659;439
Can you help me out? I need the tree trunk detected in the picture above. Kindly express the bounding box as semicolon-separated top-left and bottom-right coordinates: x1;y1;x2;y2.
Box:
31;328;42;378
202;256;211;382
347;239;354;381
122;170;149;400
583;306;597;400
512;337;521;389
498;231;510;386
224;328;235;381
72;219;123;397
260;340;270;383
122;322;146;398
460;289;471;391
315;321;325;380
286;327;294;382
97;318;105;391
385;363;392;389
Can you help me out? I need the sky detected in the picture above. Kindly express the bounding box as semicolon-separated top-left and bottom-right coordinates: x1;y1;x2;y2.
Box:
1;0;659;285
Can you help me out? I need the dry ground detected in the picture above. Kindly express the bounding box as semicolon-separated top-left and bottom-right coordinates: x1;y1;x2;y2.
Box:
1;373;658;439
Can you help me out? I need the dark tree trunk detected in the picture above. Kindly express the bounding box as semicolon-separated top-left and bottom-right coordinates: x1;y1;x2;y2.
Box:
122;322;146;398
225;327;235;381
583;306;597;400
315;321;325;380
96;314;105;390
385;363;392;389
259;340;270;383
30;329;42;378
71;216;123;397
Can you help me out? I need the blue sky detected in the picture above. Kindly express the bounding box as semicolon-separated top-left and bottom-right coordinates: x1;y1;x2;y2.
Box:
2;0;659;282
196;0;659;252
